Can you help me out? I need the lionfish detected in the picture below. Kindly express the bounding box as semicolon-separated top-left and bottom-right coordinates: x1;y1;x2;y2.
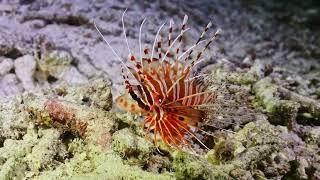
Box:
94;10;220;149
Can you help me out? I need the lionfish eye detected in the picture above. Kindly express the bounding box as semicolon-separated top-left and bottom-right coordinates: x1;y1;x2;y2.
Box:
178;116;185;121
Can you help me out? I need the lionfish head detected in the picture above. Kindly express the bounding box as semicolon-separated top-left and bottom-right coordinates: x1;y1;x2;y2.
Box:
95;9;220;150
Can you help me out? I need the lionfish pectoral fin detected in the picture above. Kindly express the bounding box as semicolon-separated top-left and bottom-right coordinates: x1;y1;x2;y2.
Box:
115;93;145;115
168;102;205;126
170;108;204;127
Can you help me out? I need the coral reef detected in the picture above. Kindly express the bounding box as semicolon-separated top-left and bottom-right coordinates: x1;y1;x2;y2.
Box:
0;79;174;179
1;62;319;179
0;1;319;179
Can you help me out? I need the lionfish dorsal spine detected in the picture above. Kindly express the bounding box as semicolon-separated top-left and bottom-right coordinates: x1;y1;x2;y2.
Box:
175;15;188;55
151;22;166;62
168;19;174;46
157;35;163;59
191;28;221;66
182;22;212;62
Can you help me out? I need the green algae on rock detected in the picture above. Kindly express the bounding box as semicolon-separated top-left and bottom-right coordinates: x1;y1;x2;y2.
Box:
59;78;112;111
35;50;73;82
173;151;230;180
36;140;174;180
253;77;300;127
0;125;68;179
253;77;320;128
226;71;258;85
112;128;154;165
0;79;173;179
1;55;320;179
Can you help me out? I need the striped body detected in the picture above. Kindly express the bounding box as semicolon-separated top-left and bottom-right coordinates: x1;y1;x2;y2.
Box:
117;58;216;147
95;12;220;148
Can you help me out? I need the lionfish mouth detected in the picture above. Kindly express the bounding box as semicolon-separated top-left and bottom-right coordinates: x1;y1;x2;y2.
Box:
94;9;220;150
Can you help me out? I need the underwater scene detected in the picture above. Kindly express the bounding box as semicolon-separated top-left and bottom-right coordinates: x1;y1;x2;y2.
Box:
0;0;319;179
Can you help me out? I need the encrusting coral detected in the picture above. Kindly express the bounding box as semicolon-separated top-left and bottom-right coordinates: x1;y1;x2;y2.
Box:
0;78;175;179
0;39;320;180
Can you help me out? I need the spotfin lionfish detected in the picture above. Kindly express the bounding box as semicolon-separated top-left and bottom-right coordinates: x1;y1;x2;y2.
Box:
94;10;220;149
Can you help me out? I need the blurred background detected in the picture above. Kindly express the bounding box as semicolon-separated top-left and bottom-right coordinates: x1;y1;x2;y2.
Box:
0;0;319;99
